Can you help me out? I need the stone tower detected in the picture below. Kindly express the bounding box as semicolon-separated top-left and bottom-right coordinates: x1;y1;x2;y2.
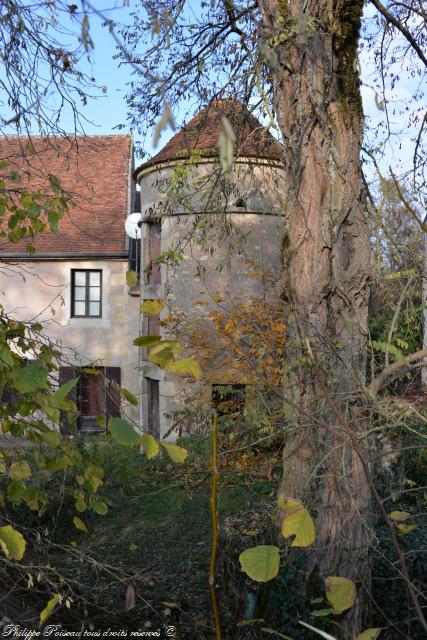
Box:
133;99;285;437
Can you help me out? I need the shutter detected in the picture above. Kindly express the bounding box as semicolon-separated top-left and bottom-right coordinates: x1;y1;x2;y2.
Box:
148;222;161;284
78;370;104;434
58;366;77;435
105;367;121;419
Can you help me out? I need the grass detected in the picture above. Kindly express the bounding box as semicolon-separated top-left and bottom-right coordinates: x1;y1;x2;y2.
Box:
0;434;279;636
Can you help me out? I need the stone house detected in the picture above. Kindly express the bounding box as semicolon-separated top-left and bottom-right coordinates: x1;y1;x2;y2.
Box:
0;100;285;437
0;135;140;433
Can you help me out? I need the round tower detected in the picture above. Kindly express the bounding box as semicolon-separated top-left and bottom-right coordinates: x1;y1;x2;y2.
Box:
133;99;285;437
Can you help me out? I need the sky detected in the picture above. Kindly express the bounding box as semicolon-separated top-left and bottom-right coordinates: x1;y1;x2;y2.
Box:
2;1;425;182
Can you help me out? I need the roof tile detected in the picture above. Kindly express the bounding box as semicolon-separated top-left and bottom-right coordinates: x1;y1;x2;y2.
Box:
0;135;132;256
134;99;283;177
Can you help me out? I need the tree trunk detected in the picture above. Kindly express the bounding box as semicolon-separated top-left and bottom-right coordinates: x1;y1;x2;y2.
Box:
422;228;427;388
259;1;371;635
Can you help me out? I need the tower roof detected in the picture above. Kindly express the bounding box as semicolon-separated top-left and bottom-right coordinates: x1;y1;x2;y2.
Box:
134;99;283;177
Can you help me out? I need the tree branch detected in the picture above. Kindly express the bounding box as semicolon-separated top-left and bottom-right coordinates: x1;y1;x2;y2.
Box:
369;348;427;396
370;0;427;67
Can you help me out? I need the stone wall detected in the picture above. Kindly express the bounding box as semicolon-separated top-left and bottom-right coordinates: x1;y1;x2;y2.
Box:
0;259;140;423
137;157;285;436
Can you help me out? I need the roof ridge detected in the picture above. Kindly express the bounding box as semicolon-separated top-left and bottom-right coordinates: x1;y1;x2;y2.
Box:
0;133;132;139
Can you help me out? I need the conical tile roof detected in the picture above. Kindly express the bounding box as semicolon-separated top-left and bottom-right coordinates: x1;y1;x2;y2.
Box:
134;99;283;177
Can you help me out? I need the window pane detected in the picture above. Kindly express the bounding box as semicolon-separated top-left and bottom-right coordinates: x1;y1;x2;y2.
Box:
74;271;86;286
89;286;101;301
74;286;86;301
89;271;101;286
89;301;100;316
74;301;85;316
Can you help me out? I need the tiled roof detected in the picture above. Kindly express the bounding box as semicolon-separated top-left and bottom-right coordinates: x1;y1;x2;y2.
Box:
134;99;283;177
0;135;132;256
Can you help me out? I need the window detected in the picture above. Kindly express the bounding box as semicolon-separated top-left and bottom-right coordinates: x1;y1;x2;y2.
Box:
59;366;121;434
212;384;246;417
71;270;102;318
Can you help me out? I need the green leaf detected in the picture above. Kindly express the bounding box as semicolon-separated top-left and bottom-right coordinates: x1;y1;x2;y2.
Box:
357;629;382;640
167;357;202;380
9;460;31;481
91;498;108;515
84;466;104;492
96;416;106;429
53;377;78;403
13;364;48;393
73;516;88;533
48;173;61;192
122;388;138;406
80;367;102;375
126;270;138;288
0;525;26;560
141;434;160;459
140;299;165;316
311;609;335;617
75;496;87;512
8;481;26;503
239;545;280;582
325;576;356;614
42;430;60;447
133;335;161;347
108;417;140;446
160;442;188;464
39;593;61;625
279;497;316;547
0;344;16;366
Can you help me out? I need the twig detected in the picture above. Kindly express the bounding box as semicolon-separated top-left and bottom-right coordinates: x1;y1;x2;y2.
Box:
209;412;222;640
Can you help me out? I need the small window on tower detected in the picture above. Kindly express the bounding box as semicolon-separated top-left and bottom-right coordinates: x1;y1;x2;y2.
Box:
212;384;246;417
234;197;247;209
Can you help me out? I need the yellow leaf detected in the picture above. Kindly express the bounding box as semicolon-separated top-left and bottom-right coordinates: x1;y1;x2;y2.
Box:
0;525;26;560
325;576;356;614
9;461;31;481
388;511;411;522
396;523;417;535
40;593;61;625
140;299;165;316
357;629;383;640
239;545;280;582
140;434;160;459
167;357;202;380
73;516;88;534
126;270;138;288
148;340;182;368
161;442;188;464
279;497;316;547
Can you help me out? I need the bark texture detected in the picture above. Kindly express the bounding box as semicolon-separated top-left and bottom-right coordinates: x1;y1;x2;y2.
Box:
258;1;371;635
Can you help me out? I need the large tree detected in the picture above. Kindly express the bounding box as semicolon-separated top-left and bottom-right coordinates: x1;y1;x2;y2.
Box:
118;0;427;635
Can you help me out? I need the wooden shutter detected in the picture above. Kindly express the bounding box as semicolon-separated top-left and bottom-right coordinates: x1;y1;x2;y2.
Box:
148;222;161;284
58;366;77;435
105;367;121;419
